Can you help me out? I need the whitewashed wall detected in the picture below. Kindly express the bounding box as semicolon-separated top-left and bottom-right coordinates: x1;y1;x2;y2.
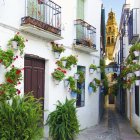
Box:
0;0;102;138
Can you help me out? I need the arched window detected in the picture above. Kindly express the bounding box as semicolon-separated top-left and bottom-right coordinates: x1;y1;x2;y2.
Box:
107;37;110;44
109;27;111;32
111;37;114;43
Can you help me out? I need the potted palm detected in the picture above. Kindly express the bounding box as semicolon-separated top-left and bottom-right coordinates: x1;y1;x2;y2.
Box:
51;42;65;59
89;64;97;74
52;67;66;85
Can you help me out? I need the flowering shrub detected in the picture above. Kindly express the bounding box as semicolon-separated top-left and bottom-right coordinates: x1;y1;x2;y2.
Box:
0;49;14;68
8;32;27;55
5;67;22;85
52;67;66;81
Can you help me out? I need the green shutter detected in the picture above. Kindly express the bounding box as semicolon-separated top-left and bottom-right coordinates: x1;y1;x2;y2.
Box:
77;0;84;19
77;0;84;40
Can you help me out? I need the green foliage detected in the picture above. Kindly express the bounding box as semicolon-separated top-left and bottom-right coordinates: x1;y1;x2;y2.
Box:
94;78;100;86
0;83;17;101
0;49;14;68
5;67;22;85
89;82;97;92
0;94;44;140
56;57;67;68
8;33;26;55
77;70;85;84
51;42;65;53
130;43;140;53
52;68;66;81
65;55;78;69
47;99;80;140
89;64;97;70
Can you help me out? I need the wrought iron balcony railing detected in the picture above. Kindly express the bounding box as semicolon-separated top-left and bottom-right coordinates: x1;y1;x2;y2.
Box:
21;0;61;36
128;8;140;44
74;19;96;50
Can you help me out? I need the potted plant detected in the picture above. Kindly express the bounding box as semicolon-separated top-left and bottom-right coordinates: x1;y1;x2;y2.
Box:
65;55;78;69
51;42;65;59
135;79;140;86
64;76;75;88
88;82;97;94
130;43;140;57
94;78;100;86
0;49;14;68
89;64;97;74
71;88;81;98
8;33;26;55
77;71;85;84
74;72;80;80
131;64;140;77
52;67;66;85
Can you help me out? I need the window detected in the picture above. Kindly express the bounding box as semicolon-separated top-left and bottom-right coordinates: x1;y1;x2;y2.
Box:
107;37;110;44
135;86;139;116
111;37;114;43
76;66;85;107
109;27;111;32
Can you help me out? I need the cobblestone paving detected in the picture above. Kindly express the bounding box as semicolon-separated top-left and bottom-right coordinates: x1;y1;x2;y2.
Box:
76;107;140;140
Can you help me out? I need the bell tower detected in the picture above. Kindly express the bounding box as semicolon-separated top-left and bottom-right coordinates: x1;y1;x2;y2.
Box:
106;9;118;60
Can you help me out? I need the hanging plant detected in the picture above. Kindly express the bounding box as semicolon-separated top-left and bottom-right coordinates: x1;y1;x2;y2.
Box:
5;67;22;85
89;64;97;74
88;82;97;93
52;67;66;82
77;71;85;84
0;49;14;68
56;57;67;68
65;55;78;69
8;32;27;55
94;78;100;86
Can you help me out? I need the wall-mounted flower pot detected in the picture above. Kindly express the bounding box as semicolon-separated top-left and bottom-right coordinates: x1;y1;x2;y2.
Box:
96;68;100;73
64;79;69;87
74;73;80;80
133;59;138;63
89;68;94;74
127;73;133;78
70;91;77;98
134;71;140;77
54;52;60;59
135;80;140;86
54;79;60;85
133;51;140;57
11;41;18;50
62;60;67;67
88;86;93;94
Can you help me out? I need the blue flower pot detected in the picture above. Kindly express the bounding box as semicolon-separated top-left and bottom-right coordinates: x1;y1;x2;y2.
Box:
71;91;77;98
88;86;93;94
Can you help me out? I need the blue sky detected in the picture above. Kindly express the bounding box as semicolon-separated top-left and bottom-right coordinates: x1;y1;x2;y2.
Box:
103;0;125;27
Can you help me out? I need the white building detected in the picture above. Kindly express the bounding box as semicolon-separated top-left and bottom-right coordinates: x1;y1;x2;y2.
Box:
113;0;140;134
0;0;102;138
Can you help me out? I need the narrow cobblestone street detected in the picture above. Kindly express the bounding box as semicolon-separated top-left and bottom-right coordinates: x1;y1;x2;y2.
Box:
76;107;140;140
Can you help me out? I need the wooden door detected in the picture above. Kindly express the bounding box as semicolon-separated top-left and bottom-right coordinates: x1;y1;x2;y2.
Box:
24;56;45;106
109;94;115;104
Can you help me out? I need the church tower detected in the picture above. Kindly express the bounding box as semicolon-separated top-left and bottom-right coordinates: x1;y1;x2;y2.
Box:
106;9;118;60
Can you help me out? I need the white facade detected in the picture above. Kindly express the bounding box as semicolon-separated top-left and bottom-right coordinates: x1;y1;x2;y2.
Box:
114;0;140;134
0;0;102;138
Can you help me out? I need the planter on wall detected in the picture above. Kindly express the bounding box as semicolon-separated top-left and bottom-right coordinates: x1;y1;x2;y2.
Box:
96;68;100;73
133;51;140;57
11;41;18;50
74;73;79;80
89;68;94;74
70;91;77;98
54;52;60;59
62;60;67;67
54;79;60;85
133;59;138;63
64;79;69;87
134;71;140;77
88;86;93;94
135;80;140;86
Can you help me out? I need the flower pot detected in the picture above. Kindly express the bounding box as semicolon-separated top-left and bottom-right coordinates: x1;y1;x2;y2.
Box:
54;79;60;85
64;79;69;87
62;60;67;67
54;52;60;59
135;80;140;86
97;68;100;73
70;91;77;98
88;86;93;94
89;68;94;74
134;51;140;57
11;41;18;50
74;73;79;80
134;71;140;77
133;59;138;63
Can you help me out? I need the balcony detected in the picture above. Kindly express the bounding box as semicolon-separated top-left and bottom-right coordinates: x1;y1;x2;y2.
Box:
20;0;62;41
128;8;140;44
74;19;97;53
